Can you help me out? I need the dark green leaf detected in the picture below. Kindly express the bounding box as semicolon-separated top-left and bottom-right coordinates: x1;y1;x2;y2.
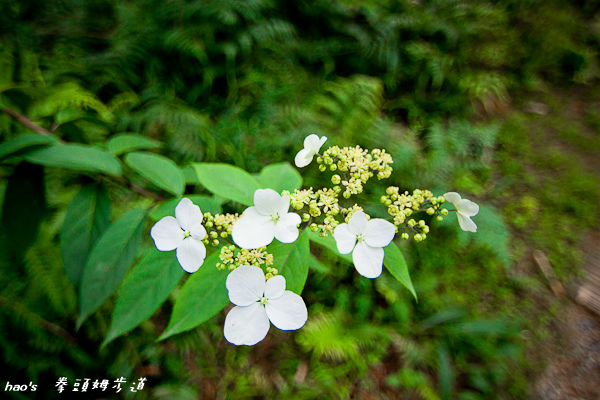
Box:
438;343;453;400
383;242;417;301
158;251;228;340
60;184;111;288
308;231;353;264
1;163;46;259
125;152;185;196
259;162;302;193
269;230;309;294
0;134;59;161
24;144;123;176
103;249;184;346
107;134;161;156
77;208;146;328
149;195;223;221
192;163;260;206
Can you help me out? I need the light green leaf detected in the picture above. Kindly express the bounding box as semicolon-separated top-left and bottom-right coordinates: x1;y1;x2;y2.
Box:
259;162;303;193
60;184;111;288
103;249;184;346
383;242;417;301
77;208;146;328
193;163;260;206
0;134;59;160
269;229;309;294
158;251;228;340
24;144;123;176
149;195;223;221
125;152;185;196
107;134;161;156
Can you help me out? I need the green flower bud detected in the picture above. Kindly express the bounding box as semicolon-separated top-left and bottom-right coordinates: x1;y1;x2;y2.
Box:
408;219;416;227
343;191;351;199
310;223;319;232
329;164;337;171
401;233;410;240
441;208;449;216
427;207;435;215
437;215;443;221
212;239;220;246
418;220;426;227
332;174;341;185
414;234;423;242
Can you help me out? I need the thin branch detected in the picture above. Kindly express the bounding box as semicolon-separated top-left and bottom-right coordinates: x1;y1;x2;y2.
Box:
1;107;56;137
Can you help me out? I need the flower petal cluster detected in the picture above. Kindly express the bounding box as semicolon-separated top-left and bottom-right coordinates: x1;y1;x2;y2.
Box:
333;211;395;278
443;192;480;232
295;134;327;168
224;265;308;346
232;189;301;249
150;198;207;273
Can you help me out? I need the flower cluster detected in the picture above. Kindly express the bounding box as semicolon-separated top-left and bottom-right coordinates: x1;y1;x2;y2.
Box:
148;134;481;347
319;146;393;198
217;245;274;271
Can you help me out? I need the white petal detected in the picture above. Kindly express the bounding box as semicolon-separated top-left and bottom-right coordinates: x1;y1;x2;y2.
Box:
318;135;328;149
277;194;292;216
457;199;479;217
304;134;322;151
352;241;384;279
175;198;203;231
226;265;265;306
348;211;368;235
224;303;270;346
232;207;276;249
295;148;314;168
190;223;207;240
175;238;206;273
364;218;396;248
150;216;184;251
443;192;462;206
264;275;286;300
457;212;477;232
274;213;301;244
333;223;357;254
265;291;308;331
254;188;284;216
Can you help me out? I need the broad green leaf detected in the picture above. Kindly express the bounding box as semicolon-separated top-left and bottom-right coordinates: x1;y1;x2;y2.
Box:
158;251;228;340
1;163;46;259
0;134;59;160
259;162;302;193
125;152;185;196
269;230;309;294
77;208;146;328
149;195;223;221
107;134;161;156
308;231;353;264
193;163;260;206
308;254;331;273
383;242;417;301
60;184;111;288
24;144;123;176
103;249;184;346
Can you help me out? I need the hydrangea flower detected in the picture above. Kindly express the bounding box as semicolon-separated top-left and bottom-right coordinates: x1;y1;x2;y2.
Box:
224;265;308;346
443;192;480;232
232;189;301;249
150;198;207;273
295;134;327;168
333;211;395;278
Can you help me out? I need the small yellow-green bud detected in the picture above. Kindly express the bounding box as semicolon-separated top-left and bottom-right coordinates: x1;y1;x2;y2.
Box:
205;221;214;228
343;191;351;199
418;220;426;227
212;239;220;246
380;195;388;203
319;164;327;172
401;233;409;240
414;234;423;242
408;219;416;227
441;208;449;216
329;164;337;171
437;215;443;221
220;231;228;238
310;223;319;232
210;231;218;239
302;213;310;222
332;174;341;185
427;207;435;215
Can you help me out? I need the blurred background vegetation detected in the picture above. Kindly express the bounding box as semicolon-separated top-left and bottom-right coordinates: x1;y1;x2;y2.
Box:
1;0;600;398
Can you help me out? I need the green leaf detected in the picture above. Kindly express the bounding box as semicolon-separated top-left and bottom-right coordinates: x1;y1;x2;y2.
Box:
24;144;123;176
125;152;185;196
158;251;228;340
103;249;184;346
308;231;353;264
383;242;417;301
308;254;331;273
149;195;223;221
60;184;111;288
437;343;453;400
1;162;46;259
193;163;260;206
269;230;309;294
77;208;146;328
0;134;59;160
259;162;302;193
107;134;161;156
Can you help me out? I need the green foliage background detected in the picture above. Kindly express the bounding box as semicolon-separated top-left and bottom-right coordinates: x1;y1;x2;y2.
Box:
1;0;600;398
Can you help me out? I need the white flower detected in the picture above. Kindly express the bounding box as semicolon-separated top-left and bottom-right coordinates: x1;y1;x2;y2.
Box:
150;198;207;273
333;211;396;279
224;265;308;346
443;192;480;232
232;189;301;249
295;134;327;168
